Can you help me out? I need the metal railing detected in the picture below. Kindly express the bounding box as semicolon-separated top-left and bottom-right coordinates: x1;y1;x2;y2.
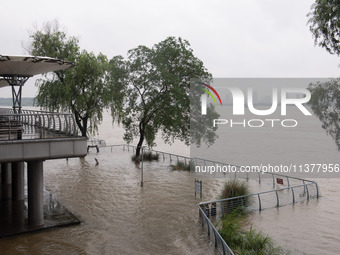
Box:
104;144;320;255
109;144;319;188
198;180;318;255
199;207;234;255
114;144;192;163
107;144;319;195
0;108;78;140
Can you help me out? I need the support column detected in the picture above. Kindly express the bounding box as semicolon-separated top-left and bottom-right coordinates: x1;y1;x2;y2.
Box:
1;163;12;200
27;160;44;226
12;162;24;201
11;200;25;230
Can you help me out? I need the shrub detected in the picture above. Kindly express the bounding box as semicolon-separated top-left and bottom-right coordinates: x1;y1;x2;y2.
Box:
218;214;286;255
220;179;251;215
240;226;284;255
218;214;243;248
170;160;194;171
220;179;250;199
131;151;159;161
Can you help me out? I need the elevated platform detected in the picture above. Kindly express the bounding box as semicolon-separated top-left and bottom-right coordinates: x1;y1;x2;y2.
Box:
0;55;83;235
0;108;87;232
0;189;80;238
0;108;87;162
0;137;87;163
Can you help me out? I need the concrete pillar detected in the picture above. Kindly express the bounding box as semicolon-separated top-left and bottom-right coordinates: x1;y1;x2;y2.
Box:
27;160;44;226
12;200;25;230
0;199;12;230
1;163;12;200
12;162;25;201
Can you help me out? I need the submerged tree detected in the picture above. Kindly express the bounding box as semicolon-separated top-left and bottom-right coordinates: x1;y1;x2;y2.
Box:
121;37;219;161
35;50;109;137
26;21;124;136
308;78;340;150
105;55;129;125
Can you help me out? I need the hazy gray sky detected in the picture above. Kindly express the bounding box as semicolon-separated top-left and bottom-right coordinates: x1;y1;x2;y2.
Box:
1;0;340;97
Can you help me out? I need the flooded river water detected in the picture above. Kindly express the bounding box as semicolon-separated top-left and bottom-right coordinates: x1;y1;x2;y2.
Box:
0;110;340;254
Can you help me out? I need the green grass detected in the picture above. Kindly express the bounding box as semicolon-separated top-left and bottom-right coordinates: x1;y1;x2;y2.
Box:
220;179;250;199
218;213;287;255
220;179;251;215
218;213;243;248
217;181;289;254
131;151;159;161
240;226;283;255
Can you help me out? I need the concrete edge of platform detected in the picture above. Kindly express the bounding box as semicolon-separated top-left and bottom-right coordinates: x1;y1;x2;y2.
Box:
0;189;82;239
0;218;81;239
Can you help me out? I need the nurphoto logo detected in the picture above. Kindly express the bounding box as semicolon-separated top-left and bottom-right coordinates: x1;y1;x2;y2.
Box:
198;82;222;115
199;81;312;128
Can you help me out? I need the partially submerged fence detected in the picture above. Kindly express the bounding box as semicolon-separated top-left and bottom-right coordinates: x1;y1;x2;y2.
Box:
0;108;77;140
198;181;318;255
120;144;192;163
109;144;319;189
102;144;320;255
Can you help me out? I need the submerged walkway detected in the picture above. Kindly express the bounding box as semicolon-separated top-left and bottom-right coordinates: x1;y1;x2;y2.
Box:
0;188;80;238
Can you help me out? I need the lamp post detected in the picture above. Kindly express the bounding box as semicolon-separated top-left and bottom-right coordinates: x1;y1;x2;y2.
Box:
140;146;145;187
141;146;145;187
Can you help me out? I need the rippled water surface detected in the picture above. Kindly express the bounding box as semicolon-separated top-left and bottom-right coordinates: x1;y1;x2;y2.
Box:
248;178;340;255
0;130;226;255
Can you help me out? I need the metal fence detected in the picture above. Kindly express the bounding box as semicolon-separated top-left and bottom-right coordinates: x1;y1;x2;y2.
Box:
199;208;234;255
107;144;319;194
0;108;77;140
104;144;320;255
198;180;318;255
117;144;192;162
111;144;319;188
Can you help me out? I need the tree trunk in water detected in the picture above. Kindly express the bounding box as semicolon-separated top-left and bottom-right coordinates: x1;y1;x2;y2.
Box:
74;110;88;137
135;127;145;163
81;117;88;137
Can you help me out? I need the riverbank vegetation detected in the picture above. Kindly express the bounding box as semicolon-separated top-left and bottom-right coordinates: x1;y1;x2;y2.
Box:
220;179;251;214
131;151;159;162
218;179;288;254
220;179;250;200
218;213;286;255
170;160;194;171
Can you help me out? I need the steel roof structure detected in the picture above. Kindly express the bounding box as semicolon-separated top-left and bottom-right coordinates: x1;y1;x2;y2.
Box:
0;55;74;77
0;55;74;113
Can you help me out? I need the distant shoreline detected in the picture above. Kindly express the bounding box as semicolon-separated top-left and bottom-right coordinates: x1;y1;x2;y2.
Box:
0;98;34;107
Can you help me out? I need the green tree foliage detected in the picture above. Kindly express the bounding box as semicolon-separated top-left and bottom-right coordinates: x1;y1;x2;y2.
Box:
105;55;129;124
308;0;340;55
27;23;218;148
308;79;340;150
121;37;219;160
307;2;340;150
27;21;125;136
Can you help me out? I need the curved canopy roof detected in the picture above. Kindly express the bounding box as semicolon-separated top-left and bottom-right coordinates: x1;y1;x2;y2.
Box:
0;55;74;78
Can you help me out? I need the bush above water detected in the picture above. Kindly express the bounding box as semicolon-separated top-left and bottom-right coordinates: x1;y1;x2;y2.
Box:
170;160;195;171
131;151;159;161
218;214;288;255
220;179;250;200
218;180;289;254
